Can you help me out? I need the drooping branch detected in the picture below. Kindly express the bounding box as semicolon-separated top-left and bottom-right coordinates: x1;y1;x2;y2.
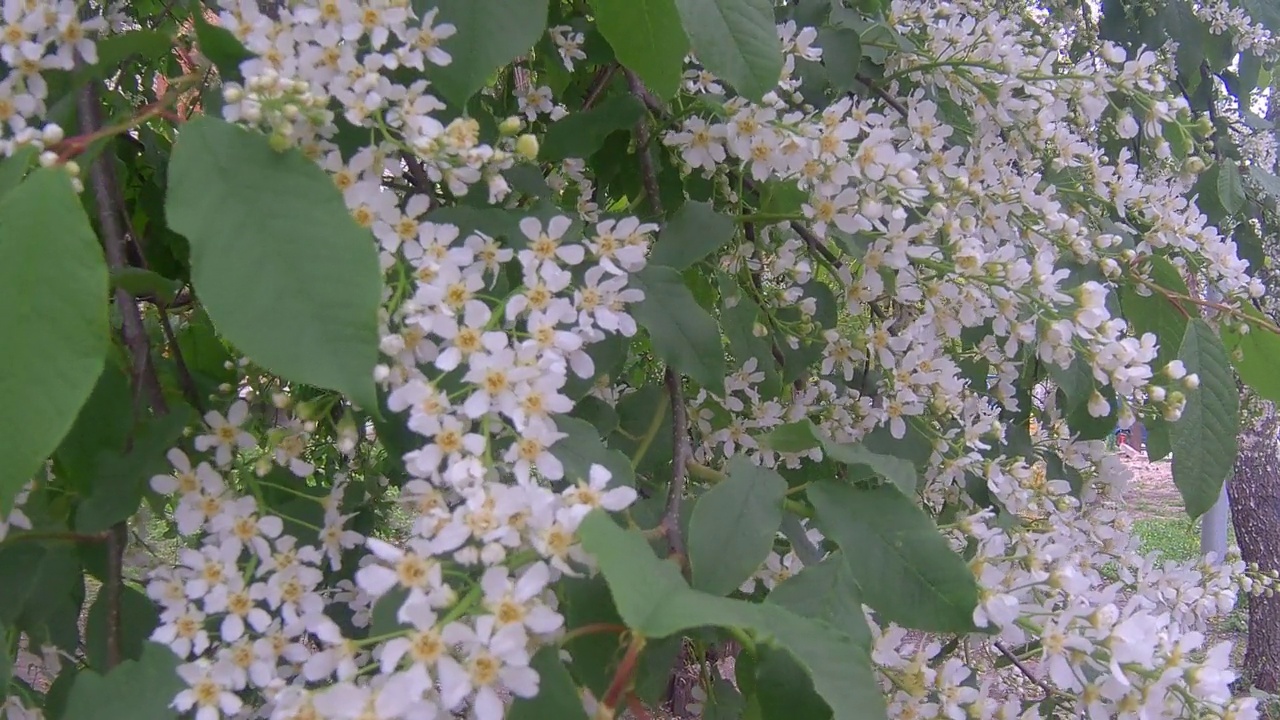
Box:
663;368;691;565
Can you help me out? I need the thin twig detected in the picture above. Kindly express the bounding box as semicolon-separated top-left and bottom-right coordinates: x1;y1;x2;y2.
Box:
788;220;844;269
851;78;908;118
158;309;206;414
993;641;1055;700
663;368;690;565
624;70;664;217
401;152;435;198
581;63;619;110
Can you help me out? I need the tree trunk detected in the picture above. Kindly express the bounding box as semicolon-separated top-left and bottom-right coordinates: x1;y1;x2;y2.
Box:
1228;399;1280;693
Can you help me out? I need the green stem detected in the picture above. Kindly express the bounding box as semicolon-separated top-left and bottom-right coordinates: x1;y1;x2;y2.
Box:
630;391;671;469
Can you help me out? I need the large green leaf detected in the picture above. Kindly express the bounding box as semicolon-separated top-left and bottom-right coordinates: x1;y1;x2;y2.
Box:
650;201;737;271
578;511;887;720
1119;256;1190;372
767;554;871;648
540;96;645;162
1249;166;1280;204
674;0;783;101
809;483;979;632
166;117;381;411
1222;304;1280;403
760;421;917;494
430;0;550;107
0;144;36;200
688;456;787;595
85;585;160;671
551;415;636;488
62;642;184;720
589;0;690;98
508;646;590;720
1170;319;1239;519
0;169;109;510
1218;162;1246;215
631;265;726;392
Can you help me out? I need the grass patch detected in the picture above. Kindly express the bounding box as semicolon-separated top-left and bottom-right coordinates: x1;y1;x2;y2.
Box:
1132;517;1201;565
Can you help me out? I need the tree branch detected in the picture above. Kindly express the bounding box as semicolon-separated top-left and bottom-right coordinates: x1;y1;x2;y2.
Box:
581;63;619;110
663;368;690;565
993;641;1055;700
79;82;172;671
624;70;665;217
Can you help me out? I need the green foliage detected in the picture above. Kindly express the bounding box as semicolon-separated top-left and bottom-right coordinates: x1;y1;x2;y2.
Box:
761;420;917;494
1119;257;1190;372
61;642;184;720
0;169;109;510
650;201;738;270
193;13;254;82
588;0;690;97
1221;305;1280;403
1171;319;1239;519
578;510;887;719
673;0;784;102
540;95;645;162
429;0;551;107
508;646;591;720
688;456;787;595
551;415;636;487
166;117;383;412
631;265;727;391
809;483;979;633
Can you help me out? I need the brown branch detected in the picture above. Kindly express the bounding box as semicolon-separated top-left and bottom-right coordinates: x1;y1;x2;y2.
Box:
663;368;691;566
624;69;665;217
582;63;619;110
79;82;172;672
788;220;844;269
851;78;908;118
994;641;1055;700
401;152;435;198
601;634;647;717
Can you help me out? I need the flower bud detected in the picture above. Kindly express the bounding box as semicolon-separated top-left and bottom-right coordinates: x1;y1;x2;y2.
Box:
514;133;540;161
224;86;244;102
498;116;524;135
41;124;63;145
1183;373;1200;389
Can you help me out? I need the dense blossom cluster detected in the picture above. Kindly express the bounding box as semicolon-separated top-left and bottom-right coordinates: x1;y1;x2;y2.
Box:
3;0;1280;719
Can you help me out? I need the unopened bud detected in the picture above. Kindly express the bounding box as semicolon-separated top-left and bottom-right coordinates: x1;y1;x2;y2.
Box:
1183;373;1200;389
514;134;539;161
498;116;524;135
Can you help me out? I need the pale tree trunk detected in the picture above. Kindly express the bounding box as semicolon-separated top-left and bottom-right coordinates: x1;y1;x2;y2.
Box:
1228;398;1280;693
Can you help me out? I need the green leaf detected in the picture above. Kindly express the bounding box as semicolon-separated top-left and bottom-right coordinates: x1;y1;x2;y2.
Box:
767;554;871;648
1218;162;1246;215
0;544;83;649
166;117;381;412
541;96;645;162
1145;417;1172;462
650;201;738;271
0;621;9;692
674;0;783;101
1222;305;1280;403
1046;354;1095;415
810;483;979;632
0;169;109;510
1249;166;1280;204
688;456;787;595
818;27;862;92
430;0;550;107
631;265;726;392
62;642;184;720
95;29;173;71
754;647;832;720
194;13;254;82
551;416;636;488
0;144;37;201
110;267;183;304
85;585;160;671
75;407;195;534
589;0;690;98
759;421;917;494
1170;319;1239;519
509;646;590;720
1119;257;1190;372
579;511;887;720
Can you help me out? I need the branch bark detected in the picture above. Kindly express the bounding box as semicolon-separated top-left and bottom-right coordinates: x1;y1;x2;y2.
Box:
79;82;171;671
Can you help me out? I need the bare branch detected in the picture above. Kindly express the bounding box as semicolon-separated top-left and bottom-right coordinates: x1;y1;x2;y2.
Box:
624;70;665;217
